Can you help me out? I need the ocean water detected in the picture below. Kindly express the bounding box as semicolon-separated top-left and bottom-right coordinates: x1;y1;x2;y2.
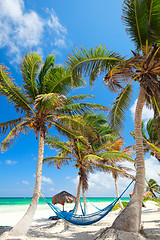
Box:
0;197;130;206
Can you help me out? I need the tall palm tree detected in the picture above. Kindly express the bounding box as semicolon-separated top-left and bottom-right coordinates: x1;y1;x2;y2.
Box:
67;0;160;232
44;113;133;213
0;52;107;237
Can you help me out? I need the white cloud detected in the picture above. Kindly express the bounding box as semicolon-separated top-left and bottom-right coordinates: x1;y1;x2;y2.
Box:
66;176;70;180
54;38;67;48
50;188;54;191
130;99;154;124
6;160;17;165
48;10;67;35
22;180;29;185
72;172;133;197
33;174;53;184
42;176;53;184
0;0;44;63
0;0;24;20
145;156;160;183
0;0;68;64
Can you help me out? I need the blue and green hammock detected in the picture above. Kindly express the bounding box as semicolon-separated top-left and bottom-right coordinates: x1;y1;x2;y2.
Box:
40;180;133;226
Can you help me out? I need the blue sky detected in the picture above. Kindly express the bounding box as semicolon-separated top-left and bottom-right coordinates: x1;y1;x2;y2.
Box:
0;0;159;198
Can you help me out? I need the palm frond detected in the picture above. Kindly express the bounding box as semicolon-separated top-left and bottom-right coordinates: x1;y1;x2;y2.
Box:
64;95;95;104
45;135;72;153
57;103;108;115
99;150;134;162
35;93;66;112
0;118;23;134
109;84;132;130
38;54;55;94
0;65;35;114
67;45;124;88
51;121;90;146
43;156;72;169
122;0;160;50
145;140;160;154
20;52;42;100
45;66;86;95
1;120;29;152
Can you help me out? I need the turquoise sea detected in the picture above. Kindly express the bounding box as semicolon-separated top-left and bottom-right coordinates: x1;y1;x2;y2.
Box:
0;197;130;206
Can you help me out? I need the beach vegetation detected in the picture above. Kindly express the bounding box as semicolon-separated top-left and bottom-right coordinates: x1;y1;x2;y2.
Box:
143;197;160;207
145;178;160;199
112;201;128;211
67;0;160;233
103;139;134;210
131;119;160;163
44;113;134;214
0;52;107;237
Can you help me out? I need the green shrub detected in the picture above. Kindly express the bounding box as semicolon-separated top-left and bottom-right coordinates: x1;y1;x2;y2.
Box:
111;201;128;211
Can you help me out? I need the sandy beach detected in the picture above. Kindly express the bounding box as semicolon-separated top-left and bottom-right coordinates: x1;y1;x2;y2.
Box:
0;200;160;240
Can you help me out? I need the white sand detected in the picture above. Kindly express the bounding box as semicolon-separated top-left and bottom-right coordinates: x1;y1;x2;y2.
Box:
0;201;160;240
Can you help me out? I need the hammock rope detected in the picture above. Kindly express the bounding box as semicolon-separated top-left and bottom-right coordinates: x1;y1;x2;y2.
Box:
40;180;133;226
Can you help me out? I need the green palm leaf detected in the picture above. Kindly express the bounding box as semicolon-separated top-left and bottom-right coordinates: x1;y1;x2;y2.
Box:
67;45;123;88
20;52;42;100
109;84;132;130
45;66;86;95
1;120;29;152
99;150;133;162
64;94;95;104
0;65;35;114
45;136;72;153
0;118;23;134
38;54;55;94
57;103;108;115
122;0;160;50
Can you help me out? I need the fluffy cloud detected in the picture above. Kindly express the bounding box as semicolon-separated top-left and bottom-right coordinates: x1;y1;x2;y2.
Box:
22;180;29;185
42;176;53;184
33;174;53;184
0;0;68;64
72;172;133;197
130;99;154;124
48;10;67;35
5;160;17;165
65;176;71;180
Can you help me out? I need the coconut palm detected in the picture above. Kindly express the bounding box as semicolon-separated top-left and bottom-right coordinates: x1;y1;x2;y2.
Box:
105;139;134;210
146;178;160;198
131;119;160;163
44;113;133;213
67;0;160;232
0;52;107;237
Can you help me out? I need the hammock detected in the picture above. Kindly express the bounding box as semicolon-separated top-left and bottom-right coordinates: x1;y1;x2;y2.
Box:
40;180;133;226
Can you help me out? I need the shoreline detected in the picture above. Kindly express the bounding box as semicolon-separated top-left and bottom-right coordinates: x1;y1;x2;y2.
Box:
0;200;160;239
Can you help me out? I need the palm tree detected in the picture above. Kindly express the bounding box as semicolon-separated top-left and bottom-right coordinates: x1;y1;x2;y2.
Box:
104;138;134;210
131;119;160;163
0;52;107;237
44;113;133;213
67;0;160;232
146;178;160;198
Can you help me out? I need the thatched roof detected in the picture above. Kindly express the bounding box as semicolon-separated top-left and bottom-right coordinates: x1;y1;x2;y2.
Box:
52;191;76;205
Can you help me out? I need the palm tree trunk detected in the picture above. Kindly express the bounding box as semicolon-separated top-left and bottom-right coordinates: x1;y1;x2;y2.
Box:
82;183;87;214
74;176;82;214
8;129;45;237
114;177;124;211
112;86;146;233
